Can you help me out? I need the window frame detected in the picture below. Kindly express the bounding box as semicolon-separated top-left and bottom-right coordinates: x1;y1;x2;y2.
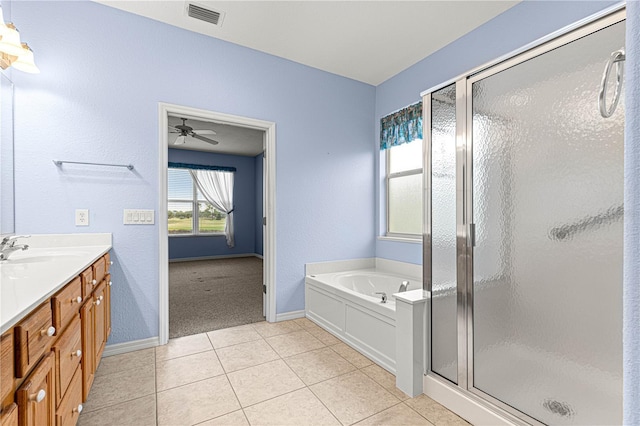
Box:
168;167;226;237
385;141;423;239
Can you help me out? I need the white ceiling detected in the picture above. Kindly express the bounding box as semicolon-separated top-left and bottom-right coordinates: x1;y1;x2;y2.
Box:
168;115;264;156
96;0;519;86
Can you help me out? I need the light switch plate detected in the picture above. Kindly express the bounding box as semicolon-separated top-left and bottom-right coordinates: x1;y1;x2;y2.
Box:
75;209;89;226
124;209;155;225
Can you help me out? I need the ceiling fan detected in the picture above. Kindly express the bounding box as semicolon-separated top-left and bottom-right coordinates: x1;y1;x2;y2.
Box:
169;118;219;145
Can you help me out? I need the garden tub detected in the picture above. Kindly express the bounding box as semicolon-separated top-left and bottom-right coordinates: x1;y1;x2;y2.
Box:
305;269;421;373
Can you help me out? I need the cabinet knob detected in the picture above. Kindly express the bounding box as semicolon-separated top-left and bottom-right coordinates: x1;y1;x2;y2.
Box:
92;279;97;285
99;295;104;301
94;299;101;306
109;281;113;286
30;389;46;403
73;404;83;414
72;349;82;358
110;261;113;265
41;326;55;337
71;296;82;304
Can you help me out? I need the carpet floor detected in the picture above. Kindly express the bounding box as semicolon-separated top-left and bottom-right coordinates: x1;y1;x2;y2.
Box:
169;257;264;339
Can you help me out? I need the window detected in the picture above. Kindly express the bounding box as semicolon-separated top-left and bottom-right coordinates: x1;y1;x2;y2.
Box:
168;168;226;235
386;139;423;237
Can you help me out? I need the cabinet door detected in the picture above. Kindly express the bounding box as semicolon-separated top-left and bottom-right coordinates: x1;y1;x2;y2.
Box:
104;275;111;338
16;352;55;426
79;301;94;402
52;315;81;407
92;283;107;369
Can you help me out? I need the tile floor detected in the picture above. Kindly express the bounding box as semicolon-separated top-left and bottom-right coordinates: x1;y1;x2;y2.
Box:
78;318;471;426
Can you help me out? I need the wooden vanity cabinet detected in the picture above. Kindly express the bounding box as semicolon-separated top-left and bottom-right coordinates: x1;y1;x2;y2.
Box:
16;352;55;426
2;251;111;426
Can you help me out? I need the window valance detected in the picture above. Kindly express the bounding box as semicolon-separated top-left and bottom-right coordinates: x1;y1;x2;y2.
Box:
168;162;236;172
380;101;423;150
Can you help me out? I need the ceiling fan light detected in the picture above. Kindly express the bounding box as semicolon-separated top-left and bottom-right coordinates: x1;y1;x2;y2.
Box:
11;42;39;73
174;135;187;145
0;23;24;57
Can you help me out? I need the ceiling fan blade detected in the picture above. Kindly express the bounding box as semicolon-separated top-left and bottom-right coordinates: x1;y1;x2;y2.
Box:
191;133;219;145
191;129;216;135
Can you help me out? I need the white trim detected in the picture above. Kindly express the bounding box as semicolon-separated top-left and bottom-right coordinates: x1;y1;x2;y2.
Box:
419;2;625;97
158;102;277;346
103;337;160;357
377;235;422;244
424;375;523;426
169;253;263;263
254;253;264;260
276;310;305;321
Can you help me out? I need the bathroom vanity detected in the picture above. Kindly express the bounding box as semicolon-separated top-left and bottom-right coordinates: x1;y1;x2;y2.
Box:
0;234;112;426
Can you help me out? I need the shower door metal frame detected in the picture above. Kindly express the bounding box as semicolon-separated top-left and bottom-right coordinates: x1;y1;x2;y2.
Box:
423;6;626;425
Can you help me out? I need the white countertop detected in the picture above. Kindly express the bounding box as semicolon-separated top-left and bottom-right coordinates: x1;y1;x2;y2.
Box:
0;233;112;334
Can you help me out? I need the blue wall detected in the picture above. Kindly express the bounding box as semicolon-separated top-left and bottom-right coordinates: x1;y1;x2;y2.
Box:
255;153;264;256
10;1;376;344
374;0;620;265
167;148;260;260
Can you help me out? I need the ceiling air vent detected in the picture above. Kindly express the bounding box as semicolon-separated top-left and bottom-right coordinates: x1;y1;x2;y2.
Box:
186;3;224;26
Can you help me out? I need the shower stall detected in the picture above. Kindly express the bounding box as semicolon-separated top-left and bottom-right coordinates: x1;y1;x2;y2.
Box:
423;8;625;425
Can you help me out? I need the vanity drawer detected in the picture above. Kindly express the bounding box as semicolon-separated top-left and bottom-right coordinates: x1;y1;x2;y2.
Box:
80;267;94;302
15;302;56;378
92;257;106;288
1;330;14;405
52;315;81;407
0;403;17;426
55;366;82;426
52;277;83;334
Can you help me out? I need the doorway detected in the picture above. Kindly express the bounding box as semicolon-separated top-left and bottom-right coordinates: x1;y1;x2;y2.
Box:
158;103;276;345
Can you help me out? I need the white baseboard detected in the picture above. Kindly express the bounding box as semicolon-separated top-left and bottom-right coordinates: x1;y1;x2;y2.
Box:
169;253;262;263
103;337;160;357
254;253;264;259
276;310;305;321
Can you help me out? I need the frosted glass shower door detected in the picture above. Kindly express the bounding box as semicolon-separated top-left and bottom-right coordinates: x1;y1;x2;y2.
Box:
470;20;624;424
429;84;458;383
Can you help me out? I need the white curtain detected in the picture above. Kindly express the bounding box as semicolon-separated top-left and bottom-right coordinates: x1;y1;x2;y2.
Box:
189;169;235;248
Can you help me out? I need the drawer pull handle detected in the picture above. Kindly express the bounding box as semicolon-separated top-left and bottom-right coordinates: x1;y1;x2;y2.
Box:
30;389;46;403
71;296;82;304
92;279;97;285
73;404;83;414
41;326;55;337
94;299;101;306
72;349;82;358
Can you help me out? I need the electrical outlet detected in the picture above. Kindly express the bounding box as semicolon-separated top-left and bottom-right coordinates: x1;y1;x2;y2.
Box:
75;209;89;226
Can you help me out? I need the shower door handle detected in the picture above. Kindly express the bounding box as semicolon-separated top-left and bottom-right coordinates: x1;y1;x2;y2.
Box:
469;223;476;247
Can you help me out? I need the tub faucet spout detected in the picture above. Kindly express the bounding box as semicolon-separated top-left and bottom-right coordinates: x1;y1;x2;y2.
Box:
398;280;409;292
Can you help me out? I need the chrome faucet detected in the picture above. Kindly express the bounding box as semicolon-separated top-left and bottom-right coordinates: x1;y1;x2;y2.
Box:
0;235;30;261
398;280;409;292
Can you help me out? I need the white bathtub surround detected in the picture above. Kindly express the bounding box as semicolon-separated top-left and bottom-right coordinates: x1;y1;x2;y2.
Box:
304;258;422;374
395;289;429;397
0;233;112;333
